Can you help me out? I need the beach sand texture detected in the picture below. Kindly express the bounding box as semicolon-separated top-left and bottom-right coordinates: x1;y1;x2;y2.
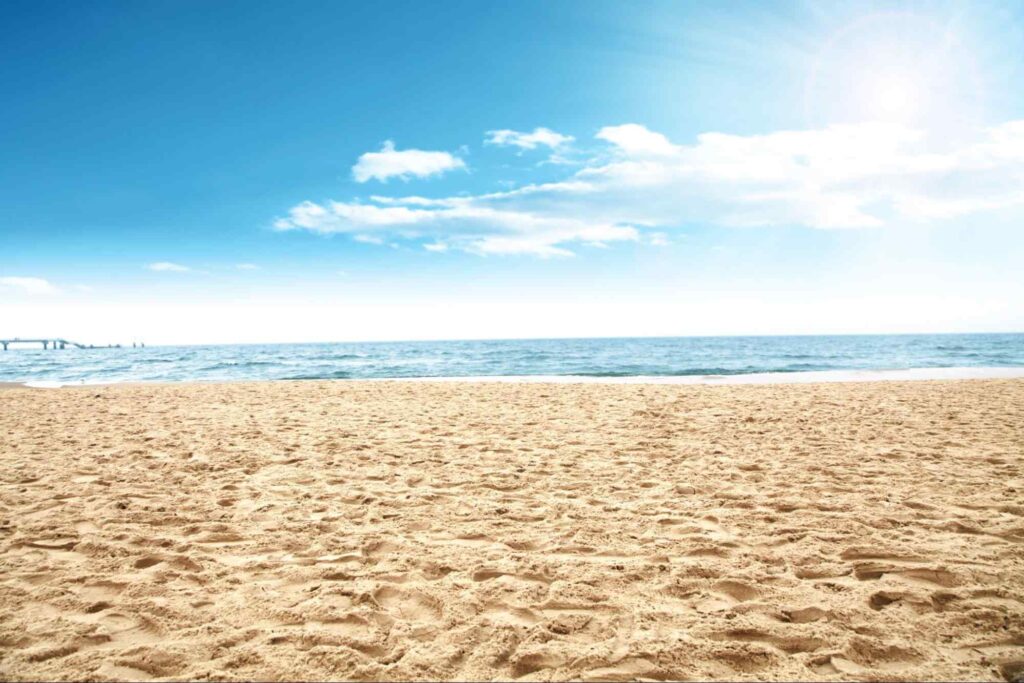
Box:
1;379;1023;681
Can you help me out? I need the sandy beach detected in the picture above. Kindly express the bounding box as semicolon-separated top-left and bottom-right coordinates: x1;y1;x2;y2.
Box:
1;378;1022;681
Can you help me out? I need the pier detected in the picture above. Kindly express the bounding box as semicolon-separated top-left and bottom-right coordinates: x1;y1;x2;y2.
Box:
0;338;132;351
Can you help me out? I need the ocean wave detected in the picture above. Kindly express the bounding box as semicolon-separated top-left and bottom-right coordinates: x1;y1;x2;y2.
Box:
197;361;281;371
281;370;353;380
778;362;833;371
565;367;761;377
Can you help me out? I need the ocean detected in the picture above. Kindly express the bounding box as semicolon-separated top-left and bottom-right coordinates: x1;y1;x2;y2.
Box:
1;333;1023;386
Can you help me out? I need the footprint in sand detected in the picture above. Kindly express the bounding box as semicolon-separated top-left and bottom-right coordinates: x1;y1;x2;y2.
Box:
373;586;443;622
79;581;126;602
779;606;827;623
694;579;760;612
710;627;829;654
852;562;958;587
480;601;541;627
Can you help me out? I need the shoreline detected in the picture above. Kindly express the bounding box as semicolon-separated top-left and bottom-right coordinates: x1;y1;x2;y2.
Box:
383;365;1024;385
11;365;1024;389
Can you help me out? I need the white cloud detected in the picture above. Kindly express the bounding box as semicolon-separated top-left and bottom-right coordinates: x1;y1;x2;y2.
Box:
596;124;679;156
352;140;465;183
424;242;449;252
277;119;1024;256
236;263;259;270
353;234;385;245
147;262;190;272
275;199;638;257
0;276;58;294
485;127;574;150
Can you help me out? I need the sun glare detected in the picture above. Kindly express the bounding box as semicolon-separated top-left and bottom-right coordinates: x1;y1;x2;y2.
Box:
803;11;984;130
864;73;921;122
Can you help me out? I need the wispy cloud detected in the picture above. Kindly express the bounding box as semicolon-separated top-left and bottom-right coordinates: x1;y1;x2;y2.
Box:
0;276;58;294
485;127;574;151
352;140;465;183
275;200;636;257
276;120;1024;256
147;261;190;272
235;263;259;270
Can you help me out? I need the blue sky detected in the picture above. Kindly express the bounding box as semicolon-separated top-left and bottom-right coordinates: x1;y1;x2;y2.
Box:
2;0;1023;343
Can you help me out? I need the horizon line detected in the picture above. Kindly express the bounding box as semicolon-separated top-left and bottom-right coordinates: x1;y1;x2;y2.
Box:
2;329;1022;349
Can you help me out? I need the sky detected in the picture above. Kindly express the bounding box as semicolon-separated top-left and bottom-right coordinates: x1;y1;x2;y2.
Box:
2;0;1023;344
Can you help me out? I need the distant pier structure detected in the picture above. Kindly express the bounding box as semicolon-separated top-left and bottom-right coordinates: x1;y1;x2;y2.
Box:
0;338;139;351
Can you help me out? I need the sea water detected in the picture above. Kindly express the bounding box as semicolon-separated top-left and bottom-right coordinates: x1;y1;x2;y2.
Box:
1;333;1022;385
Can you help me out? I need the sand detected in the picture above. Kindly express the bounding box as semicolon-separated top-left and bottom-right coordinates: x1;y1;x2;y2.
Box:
1;379;1022;682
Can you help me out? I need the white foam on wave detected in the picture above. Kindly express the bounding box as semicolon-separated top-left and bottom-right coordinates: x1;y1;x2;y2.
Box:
377;366;1024;385
22;379;107;389
23;380;73;388
13;366;1024;387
